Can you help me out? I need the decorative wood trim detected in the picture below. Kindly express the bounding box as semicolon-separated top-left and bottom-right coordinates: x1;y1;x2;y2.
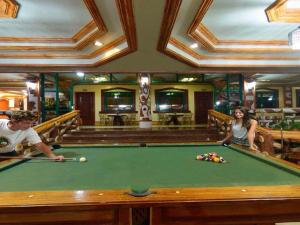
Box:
0;25;102;51
0;36;126;59
0;0;108;50
0;37;74;43
157;0;182;52
89;35;126;58
187;0;213;34
164;48;199;68
0;0;136;67
115;0;137;50
191;30;292;53
169;37;299;61
76;30;103;51
197;23;288;46
169;37;203;60
187;0;292;54
72;21;98;42
202;53;300;60
92;47;131;67
0;0;19;18
0;20;97;44
164;46;300;68
265;0;300;23
83;0;108;33
196;23;218;45
189;26;215;51
159;0;296;68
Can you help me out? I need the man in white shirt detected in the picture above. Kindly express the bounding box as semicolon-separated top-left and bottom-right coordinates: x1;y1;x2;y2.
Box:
0;111;64;161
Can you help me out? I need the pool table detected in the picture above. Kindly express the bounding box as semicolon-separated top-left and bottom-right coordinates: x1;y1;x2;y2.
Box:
0;144;299;225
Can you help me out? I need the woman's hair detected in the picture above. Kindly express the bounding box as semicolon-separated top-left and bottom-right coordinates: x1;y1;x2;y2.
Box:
232;106;252;129
10;111;36;122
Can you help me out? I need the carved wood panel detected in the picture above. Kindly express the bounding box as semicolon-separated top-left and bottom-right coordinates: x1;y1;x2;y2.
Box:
0;0;19;18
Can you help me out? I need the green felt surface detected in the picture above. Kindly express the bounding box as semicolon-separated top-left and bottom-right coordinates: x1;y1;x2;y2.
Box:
0;145;299;192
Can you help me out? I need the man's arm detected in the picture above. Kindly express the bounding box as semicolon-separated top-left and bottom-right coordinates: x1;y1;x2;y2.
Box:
34;142;64;161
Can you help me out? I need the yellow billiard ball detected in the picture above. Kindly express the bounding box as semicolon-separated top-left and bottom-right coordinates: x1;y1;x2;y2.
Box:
213;157;220;163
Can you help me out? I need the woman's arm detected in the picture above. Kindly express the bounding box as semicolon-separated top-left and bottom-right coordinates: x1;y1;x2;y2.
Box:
247;119;258;151
218;122;233;144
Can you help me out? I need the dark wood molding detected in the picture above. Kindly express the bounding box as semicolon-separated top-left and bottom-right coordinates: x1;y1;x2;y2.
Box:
157;0;182;52
0;0;136;68
164;48;199;68
187;0;213;35
0;36;126;59
0;20;100;46
115;0;137;51
169;37;203;60
83;0;108;34
72;21;97;42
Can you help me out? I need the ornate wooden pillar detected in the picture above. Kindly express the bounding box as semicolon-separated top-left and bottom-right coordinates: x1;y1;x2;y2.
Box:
138;73;152;128
243;79;256;111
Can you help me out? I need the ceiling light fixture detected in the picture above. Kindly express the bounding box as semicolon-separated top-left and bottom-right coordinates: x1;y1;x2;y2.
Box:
190;43;198;49
288;26;300;50
26;81;37;89
94;41;103;46
76;72;85;77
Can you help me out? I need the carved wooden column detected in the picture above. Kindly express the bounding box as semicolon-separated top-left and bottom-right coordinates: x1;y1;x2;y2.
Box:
243;79;256;111
138;73;152;128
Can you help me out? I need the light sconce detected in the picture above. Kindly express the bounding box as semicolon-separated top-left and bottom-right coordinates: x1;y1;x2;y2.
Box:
26;81;37;90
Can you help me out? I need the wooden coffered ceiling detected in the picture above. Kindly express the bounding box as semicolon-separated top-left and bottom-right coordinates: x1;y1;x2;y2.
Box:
0;0;136;69
0;0;300;75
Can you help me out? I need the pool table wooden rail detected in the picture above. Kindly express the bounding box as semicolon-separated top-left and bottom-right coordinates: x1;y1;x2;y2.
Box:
0;185;300;225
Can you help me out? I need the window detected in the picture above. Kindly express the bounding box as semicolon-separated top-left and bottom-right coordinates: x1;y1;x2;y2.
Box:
155;88;188;112
101;88;135;112
256;89;279;108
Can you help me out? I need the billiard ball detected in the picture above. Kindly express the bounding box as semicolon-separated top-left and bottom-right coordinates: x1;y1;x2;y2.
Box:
79;157;87;162
196;155;203;160
213;157;220;163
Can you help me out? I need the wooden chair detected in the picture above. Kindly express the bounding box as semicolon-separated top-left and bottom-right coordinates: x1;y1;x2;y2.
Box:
99;113;110;126
158;113;167;125
128;114;137;126
123;115;130;126
182;113;192;125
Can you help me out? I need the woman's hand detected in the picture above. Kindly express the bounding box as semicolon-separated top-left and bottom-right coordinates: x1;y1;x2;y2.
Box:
249;144;259;152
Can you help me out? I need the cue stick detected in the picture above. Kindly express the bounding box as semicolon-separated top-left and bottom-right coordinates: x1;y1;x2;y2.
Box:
280;127;284;156
0;156;77;161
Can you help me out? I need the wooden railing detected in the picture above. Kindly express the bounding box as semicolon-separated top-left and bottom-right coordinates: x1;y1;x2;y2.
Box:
20;110;81;155
34;110;80;133
208;110;300;162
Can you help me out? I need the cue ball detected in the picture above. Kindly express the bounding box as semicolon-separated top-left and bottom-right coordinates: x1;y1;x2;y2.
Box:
79;157;87;162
